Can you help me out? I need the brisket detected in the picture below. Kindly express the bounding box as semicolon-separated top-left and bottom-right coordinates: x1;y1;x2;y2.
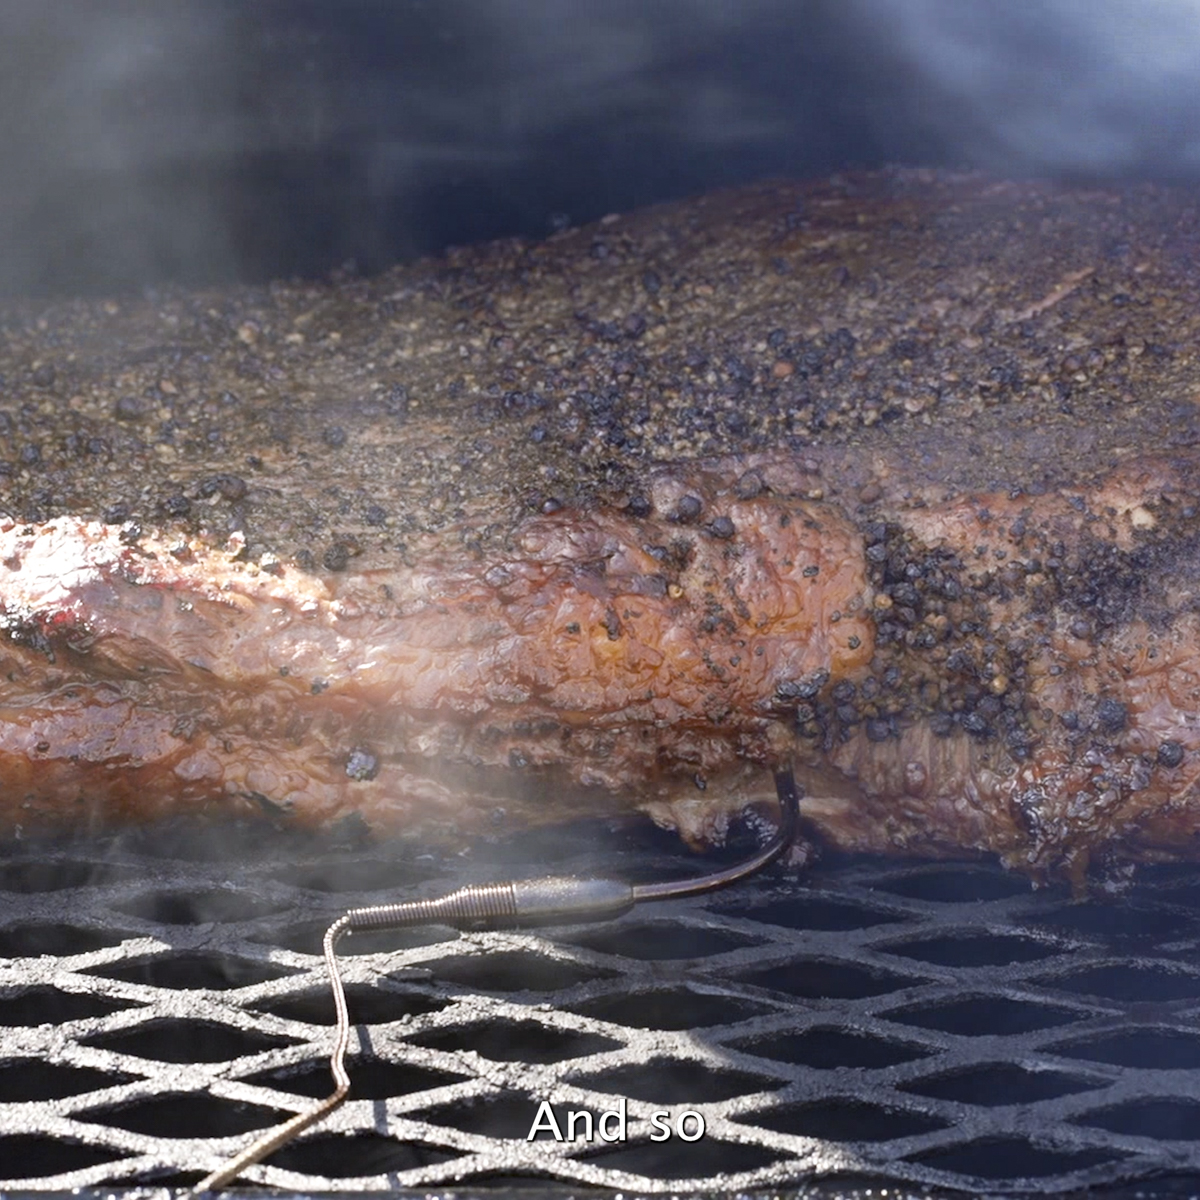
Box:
3;169;1200;877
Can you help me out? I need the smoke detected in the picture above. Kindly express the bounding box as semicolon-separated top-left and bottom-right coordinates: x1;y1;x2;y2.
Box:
0;2;243;296
1;1;1199;296
853;0;1200;177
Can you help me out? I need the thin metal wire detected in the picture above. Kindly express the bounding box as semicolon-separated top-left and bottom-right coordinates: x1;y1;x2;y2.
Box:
192;768;801;1192
16;789;1200;1195
192;914;353;1192
631;769;799;901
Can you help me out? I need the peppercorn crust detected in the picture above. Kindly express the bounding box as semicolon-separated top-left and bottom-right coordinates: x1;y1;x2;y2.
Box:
5;168;1200;877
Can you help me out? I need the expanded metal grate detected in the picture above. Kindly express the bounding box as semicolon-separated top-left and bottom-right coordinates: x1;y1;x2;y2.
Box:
3;814;1200;1195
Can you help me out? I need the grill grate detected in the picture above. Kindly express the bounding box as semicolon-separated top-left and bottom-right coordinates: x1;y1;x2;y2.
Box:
2;817;1200;1194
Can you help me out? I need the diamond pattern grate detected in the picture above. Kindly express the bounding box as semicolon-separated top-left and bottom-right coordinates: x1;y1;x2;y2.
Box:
1;818;1200;1194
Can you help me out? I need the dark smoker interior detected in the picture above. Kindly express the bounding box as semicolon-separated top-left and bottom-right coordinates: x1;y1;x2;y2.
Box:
6;2;1200;1197
7;0;1200;298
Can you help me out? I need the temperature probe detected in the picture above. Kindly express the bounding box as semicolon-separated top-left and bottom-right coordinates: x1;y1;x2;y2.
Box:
194;767;801;1191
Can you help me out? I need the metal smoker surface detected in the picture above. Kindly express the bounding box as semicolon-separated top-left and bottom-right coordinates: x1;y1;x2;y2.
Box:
1;818;1200;1194
191;771;799;1191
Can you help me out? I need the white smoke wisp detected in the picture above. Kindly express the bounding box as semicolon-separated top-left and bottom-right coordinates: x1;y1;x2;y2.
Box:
0;0;810;295
856;0;1200;175
6;0;1200;296
0;1;242;296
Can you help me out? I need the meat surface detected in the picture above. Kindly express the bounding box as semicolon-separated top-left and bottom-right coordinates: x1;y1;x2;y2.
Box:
4;168;1200;878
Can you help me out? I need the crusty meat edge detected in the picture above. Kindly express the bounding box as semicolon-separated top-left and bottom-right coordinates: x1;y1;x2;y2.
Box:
0;447;1198;881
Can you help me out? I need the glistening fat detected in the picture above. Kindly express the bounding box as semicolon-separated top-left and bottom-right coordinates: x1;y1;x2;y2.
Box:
1;171;1200;883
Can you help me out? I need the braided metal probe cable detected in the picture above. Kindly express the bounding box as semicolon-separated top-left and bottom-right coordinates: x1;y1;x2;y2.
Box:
193;915;355;1192
192;768;801;1192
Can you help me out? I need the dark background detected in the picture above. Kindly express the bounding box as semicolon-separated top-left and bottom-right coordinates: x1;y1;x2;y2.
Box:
2;0;1196;297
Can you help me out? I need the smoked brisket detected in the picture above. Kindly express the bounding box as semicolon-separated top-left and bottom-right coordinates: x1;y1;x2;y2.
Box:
3;169;1200;877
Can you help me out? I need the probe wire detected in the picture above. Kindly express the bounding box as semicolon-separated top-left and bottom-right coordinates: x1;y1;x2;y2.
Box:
192;768;801;1192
